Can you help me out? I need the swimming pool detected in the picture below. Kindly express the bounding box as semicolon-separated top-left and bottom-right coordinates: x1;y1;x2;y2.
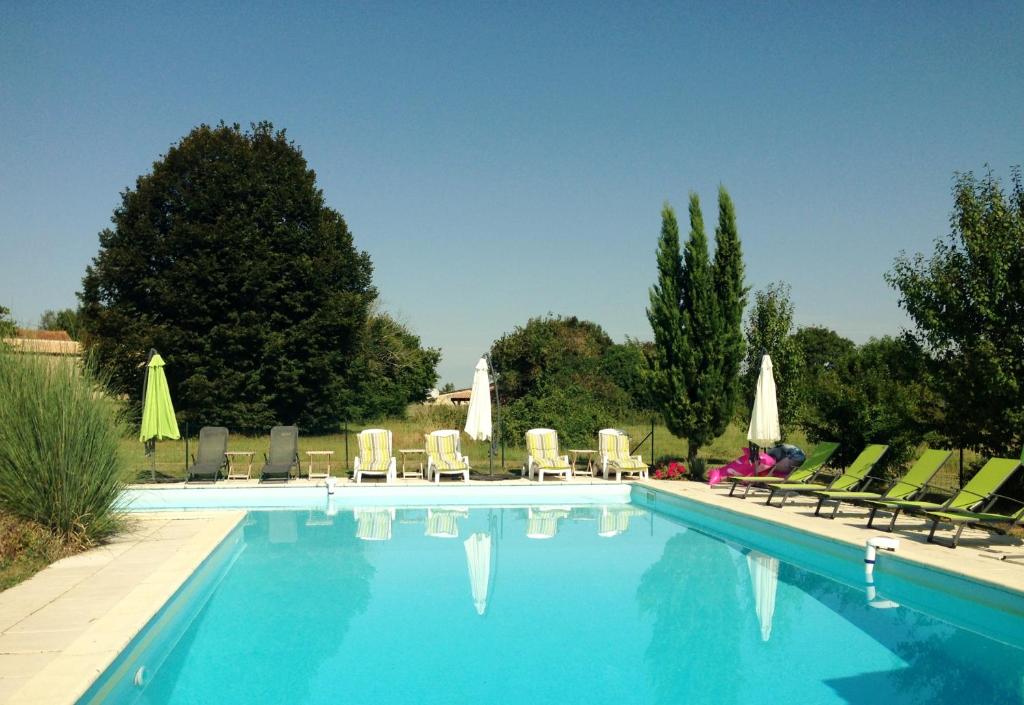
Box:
79;488;1024;705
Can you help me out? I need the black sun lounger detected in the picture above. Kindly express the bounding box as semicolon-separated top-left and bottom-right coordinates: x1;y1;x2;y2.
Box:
260;425;300;482
186;426;228;482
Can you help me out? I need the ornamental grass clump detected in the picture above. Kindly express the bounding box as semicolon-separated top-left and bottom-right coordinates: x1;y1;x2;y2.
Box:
0;352;127;545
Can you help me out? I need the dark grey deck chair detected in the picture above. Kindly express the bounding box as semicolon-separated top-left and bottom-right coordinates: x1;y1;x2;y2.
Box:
186;426;228;482
260;425;300;482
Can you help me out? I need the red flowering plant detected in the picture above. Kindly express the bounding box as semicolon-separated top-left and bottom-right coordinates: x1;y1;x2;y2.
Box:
652;460;687;480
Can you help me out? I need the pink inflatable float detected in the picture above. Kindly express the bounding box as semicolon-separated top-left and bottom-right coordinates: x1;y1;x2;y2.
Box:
707;448;778;486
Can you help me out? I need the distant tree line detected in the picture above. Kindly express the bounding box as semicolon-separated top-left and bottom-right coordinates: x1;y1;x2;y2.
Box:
39;114;1024;479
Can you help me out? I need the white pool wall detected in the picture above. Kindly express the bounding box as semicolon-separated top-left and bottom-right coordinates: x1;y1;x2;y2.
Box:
121;483;632;510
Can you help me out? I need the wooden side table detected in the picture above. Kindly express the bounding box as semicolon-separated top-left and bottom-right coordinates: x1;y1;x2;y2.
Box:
225;451;254;480
568;449;597;477
398;449;425;479
306;451;334;479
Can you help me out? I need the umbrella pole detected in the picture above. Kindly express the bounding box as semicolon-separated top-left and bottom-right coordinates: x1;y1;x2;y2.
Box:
489;354;503;475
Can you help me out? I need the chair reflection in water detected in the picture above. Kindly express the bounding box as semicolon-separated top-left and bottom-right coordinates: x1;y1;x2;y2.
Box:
426;508;470;538
597;505;647;538
354;508;396;541
526;507;571;539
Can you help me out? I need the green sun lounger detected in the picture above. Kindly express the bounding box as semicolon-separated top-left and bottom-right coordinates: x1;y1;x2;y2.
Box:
764;444;888;507
186;426;229;482
865;457;1021;533
812;449;951;519
260;425;300;482
926;501;1024;548
727;442;839;498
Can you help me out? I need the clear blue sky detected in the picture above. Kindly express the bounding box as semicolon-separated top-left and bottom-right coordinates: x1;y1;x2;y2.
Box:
1;2;1021;386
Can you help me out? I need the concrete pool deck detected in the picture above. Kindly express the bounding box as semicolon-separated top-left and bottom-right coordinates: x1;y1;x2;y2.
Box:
1;477;1021;704
0;511;243;705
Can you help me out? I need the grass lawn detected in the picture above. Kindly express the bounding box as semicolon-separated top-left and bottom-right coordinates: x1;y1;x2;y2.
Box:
122;416;809;481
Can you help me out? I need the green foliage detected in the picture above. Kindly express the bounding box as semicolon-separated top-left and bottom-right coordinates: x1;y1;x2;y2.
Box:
790;325;856;374
489;315;649;446
711;186;747;437
799;336;942;472
0;512;68;590
39;308;82;340
0;352;127;544
601;337;656;412
741;285;803;436
347;313;440;421
501;385;606;449
0;306;15;339
492;315;614;402
78;122;407;433
887;168;1024;457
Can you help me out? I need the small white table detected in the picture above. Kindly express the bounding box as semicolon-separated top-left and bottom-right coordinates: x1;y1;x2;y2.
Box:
305;451;334;479
568;449;597;476
225;451;254;480
398;449;425;479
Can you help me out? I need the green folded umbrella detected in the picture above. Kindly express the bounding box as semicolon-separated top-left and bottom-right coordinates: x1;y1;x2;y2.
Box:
140;351;180;480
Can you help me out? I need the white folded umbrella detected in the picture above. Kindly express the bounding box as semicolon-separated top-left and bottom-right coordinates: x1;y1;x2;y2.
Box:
464;357;492;442
747;354;781;448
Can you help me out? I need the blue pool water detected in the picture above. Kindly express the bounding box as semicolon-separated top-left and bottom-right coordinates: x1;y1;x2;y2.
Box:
80;493;1024;705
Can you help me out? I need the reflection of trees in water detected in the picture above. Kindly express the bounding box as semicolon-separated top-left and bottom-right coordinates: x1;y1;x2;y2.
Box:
144;511;374;705
637;532;750;705
638;531;1024;705
784;564;1024;705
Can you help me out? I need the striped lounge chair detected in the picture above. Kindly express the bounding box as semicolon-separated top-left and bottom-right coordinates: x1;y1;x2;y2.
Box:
598;428;649;482
525;429;572;482
425;430;470;483
354;429;396;483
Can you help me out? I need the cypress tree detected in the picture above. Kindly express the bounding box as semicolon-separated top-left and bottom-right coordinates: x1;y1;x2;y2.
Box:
647;196;724;467
647;204;689;449
680;194;724;463
711;186;747;435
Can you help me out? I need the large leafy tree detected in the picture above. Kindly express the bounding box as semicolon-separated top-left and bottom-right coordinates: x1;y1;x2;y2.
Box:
489;315;649;446
886;169;1024;457
348;312;440;420
790;325;856;375
741;285;803;436
711;186;747;436
800;336;942;472
79;122;379;432
647;196;724;464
